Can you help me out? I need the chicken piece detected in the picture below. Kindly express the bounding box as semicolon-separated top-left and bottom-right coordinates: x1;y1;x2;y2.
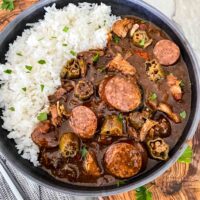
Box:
83;151;101;177
167;74;183;101
54;88;66;100
128;112;145;130
48;87;67;103
106;53;136;76
49;104;61;126
127;124;140;141
157;103;181;123
31;121;58;148
140;119;158;141
112;18;133;38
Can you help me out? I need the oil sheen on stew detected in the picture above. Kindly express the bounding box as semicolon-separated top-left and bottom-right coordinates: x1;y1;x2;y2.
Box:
31;17;191;186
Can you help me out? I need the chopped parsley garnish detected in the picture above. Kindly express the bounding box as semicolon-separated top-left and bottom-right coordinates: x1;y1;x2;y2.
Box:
62;43;68;46
63;26;69;33
178;146;193;163
93;53;99;63
16;52;23;56
9;107;15;111
80;146;87;159
40;84;44;92
38;60;46;65
51;36;57;39
149;92;157;101
117;113;123;123
4;69;12;74
116;180;126;187
70;50;76;56
1;0;15;11
22;87;26;92
37;112;48;121
180;111;187;119
25;65;32;71
136;186;152;200
113;35;120;44
139;38;145;47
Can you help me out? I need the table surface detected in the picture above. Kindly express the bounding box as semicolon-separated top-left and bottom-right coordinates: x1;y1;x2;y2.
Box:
1;1;200;200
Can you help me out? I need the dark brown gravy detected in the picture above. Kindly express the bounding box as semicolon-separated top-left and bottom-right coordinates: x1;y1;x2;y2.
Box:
37;17;191;186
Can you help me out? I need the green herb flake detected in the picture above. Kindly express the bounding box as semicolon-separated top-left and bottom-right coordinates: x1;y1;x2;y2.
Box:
116;180;126;187
38;60;46;65
16;52;23;56
80;146;88;159
4;69;12;74
51;36;57;39
63;26;69;33
1;0;15;11
37;112;48;121
149;92;157;101
117;113;123;123
136;186;152;200
139;38;145;47
179;80;185;89
9;107;15;111
40;84;44;92
93;53;99;63
113;35;120;44
70;50;76;56
178;146;193;163
180;111;187;119
62;43;68;46
25;65;33;71
22;87;27;92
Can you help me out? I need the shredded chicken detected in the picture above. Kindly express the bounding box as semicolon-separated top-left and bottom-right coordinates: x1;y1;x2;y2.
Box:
157;103;181;123
167;74;183;101
49;104;61;126
140;119;158;141
112;18;133;38
106;53;136;75
54;87;66;100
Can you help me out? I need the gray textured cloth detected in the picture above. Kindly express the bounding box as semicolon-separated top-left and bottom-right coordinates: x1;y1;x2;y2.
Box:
0;154;96;200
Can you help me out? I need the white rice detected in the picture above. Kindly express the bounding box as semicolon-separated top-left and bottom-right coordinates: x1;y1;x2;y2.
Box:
0;3;118;165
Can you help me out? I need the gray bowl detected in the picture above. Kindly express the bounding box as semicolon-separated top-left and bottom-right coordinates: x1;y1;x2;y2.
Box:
0;0;199;197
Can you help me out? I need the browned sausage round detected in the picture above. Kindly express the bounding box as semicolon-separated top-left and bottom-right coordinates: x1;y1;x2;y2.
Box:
104;76;141;112
69;106;97;139
98;77;112;100
153;39;180;66
104;143;142;178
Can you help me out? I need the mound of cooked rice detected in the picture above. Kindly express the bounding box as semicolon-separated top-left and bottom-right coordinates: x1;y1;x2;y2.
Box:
0;3;118;165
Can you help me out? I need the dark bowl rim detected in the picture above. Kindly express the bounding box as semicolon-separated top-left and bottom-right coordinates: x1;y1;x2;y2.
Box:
0;0;200;197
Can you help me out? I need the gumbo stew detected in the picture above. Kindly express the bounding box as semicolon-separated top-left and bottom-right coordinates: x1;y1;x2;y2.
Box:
31;17;191;186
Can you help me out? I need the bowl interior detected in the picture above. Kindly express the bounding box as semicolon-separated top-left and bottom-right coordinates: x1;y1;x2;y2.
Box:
0;0;198;196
